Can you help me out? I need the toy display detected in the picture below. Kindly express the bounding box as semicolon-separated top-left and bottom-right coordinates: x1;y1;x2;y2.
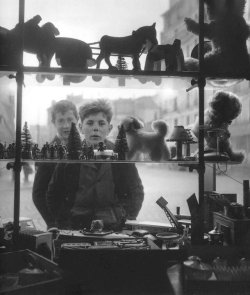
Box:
96;23;158;71
192;91;245;162
120;116;170;161
184;0;250;76
144;39;184;71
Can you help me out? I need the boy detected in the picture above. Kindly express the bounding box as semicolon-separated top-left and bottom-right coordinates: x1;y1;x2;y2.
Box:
46;99;144;230
32;100;78;228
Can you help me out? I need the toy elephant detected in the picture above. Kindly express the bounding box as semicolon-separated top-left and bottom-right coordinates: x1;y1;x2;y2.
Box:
0;15;59;70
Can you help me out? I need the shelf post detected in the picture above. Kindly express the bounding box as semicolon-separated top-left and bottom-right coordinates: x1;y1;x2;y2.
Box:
13;0;25;249
196;0;206;244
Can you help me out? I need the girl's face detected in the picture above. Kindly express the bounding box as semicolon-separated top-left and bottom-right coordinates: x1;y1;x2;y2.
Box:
53;110;78;142
79;112;112;146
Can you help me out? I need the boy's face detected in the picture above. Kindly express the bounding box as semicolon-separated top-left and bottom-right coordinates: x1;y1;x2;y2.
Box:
79;112;112;146
53;110;78;141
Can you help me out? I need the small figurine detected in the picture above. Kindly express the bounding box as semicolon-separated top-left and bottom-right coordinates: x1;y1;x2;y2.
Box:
49;143;57;159
41;142;50;159
97;142;106;152
0;142;4;159
80;140;89;160
32;144;40;159
57;144;67;160
87;145;95;160
6;143;16;159
96;23;158;71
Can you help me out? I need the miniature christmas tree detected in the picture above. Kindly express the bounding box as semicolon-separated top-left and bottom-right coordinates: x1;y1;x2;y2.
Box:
114;125;129;160
116;55;128;70
21;122;33;159
67;122;82;160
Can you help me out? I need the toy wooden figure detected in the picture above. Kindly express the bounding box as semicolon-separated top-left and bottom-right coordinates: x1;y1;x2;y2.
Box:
87;145;95;160
58;144;67;160
32;144;40;159
97;142;106;152
96;23;158;71
55;37;96;84
144;39;184;72
0;142;4;159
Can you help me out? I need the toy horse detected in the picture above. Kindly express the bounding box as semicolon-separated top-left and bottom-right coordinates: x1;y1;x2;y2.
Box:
96;23;158;71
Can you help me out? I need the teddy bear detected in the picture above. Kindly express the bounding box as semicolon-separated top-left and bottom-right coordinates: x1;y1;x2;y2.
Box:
192;91;244;163
184;0;250;76
120;116;170;161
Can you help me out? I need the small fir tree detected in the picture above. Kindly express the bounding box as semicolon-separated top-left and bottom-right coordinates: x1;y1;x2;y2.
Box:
116;55;128;70
67;122;82;160
114;125;129;160
21;121;33;159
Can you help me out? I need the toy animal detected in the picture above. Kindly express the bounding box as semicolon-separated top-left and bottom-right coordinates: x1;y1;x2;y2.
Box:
96;23;158;71
0;15;59;69
184;0;250;76
192;91;244;163
144;39;184;71
120;116;170;161
54;37;96;84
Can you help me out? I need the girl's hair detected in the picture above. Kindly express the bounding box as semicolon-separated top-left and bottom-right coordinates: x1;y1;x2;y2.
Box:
51;100;78;123
79;99;113;123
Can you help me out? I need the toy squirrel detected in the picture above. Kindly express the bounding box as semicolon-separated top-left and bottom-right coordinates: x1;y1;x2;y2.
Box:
184;0;250;76
96;23;158;71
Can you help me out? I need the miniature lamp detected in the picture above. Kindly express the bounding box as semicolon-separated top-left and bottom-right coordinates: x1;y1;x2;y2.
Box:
167;126;196;160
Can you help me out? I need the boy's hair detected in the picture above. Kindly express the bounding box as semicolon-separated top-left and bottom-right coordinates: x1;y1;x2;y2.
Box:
51;100;78;123
79;99;113;123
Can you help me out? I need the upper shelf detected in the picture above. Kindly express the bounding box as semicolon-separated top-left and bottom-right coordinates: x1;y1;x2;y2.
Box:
0;66;246;90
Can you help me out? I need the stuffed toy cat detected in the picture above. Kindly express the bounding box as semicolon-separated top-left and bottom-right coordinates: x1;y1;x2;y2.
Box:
192;91;244;162
184;0;250;76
